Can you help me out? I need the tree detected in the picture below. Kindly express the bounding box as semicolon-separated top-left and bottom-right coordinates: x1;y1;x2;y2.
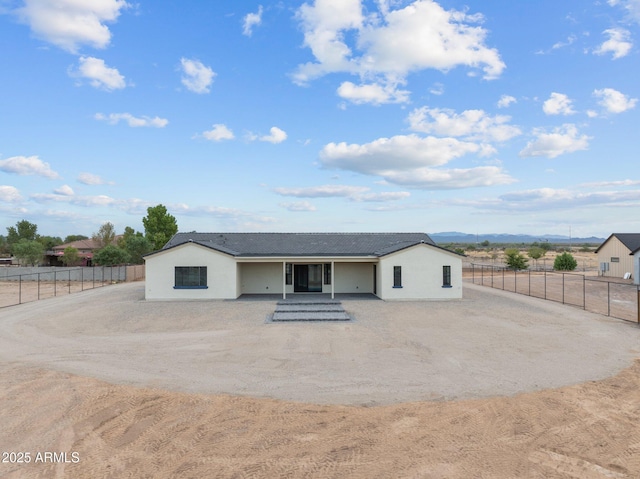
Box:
143;204;178;250
554;252;577;271
118;226;152;264
92;222;116;249
37;235;62;251
6;220;38;250
93;245;130;266
504;248;529;270
61;247;81;266
64;234;89;244
527;246;545;269
12;239;44;266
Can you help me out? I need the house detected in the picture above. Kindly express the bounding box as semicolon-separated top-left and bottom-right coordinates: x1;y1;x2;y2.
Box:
47;236;123;266
594;233;640;279
144;232;464;301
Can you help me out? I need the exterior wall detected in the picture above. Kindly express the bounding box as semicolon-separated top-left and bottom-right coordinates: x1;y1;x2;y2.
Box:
597;237;634;278
239;262;283;294
145;243;238;300
334;263;374;293
377;244;462;300
634;251;639;285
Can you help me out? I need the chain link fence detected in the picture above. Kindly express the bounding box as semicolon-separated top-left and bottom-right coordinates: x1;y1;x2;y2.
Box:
0;265;144;308
467;263;639;324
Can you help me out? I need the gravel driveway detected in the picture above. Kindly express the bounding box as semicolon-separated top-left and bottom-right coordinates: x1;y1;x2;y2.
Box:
0;281;637;405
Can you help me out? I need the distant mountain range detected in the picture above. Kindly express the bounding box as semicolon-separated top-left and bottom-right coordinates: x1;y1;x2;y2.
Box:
429;232;605;245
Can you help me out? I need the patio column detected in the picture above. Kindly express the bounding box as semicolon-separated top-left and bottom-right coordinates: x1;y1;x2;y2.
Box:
331;260;335;299
282;261;286;300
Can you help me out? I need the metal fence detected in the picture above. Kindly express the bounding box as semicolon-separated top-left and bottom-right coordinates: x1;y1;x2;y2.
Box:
468;263;640;324
0;265;140;308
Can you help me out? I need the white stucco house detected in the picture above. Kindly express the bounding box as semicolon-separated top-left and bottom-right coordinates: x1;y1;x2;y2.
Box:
143;232;464;301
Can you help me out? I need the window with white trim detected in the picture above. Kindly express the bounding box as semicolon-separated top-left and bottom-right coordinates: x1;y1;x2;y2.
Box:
393;266;402;288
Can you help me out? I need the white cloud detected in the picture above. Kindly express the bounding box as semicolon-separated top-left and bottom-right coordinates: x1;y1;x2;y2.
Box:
260;126;287;144
519;124;591;159
593;88;638;113
72;56;126;91
279;201;317;212
0;155;60;179
54;184;74;196
77;172;110;185
15;0;129;53
274;185;369;198
552;35;577;50
594;28;632;59
31;192;117;207
318;134;514;189
608;0;640;24
294;0;505;104
337;80;410;104
320;134;480;174
380;166;516;189
408;106;521;142
354;191;410;202
201;124;235;141
242;5;263;37
180;58;216;94
95;112;168;127
497;95;516;108
542;92;576;115
0;185;22;203
492;186;640;211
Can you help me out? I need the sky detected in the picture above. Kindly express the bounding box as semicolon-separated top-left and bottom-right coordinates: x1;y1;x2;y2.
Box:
1;0;639;240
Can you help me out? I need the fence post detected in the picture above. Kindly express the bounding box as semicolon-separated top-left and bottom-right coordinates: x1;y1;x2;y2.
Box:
583;275;586;310
472;263;475;283
19;274;22;305
81;268;84;292
608;282;611;317
54;270;57;297
562;273;565;304
491;265;494;288
528;269;531;296
38;272;41;300
502;267;505;290
544;269;547;300
68;269;71;294
514;268;517;293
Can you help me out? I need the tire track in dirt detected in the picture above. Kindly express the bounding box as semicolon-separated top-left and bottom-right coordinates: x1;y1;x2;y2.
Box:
2;360;640;478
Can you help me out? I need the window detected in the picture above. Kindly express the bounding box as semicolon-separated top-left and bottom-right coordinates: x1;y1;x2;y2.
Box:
285;263;292;285
174;266;207;288
324;263;331;285
442;265;452;287
393;266;402;288
611;257;620;263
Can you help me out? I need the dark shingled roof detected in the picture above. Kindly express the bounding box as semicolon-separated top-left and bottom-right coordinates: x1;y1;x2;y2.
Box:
160;232;443;257
595;233;640;254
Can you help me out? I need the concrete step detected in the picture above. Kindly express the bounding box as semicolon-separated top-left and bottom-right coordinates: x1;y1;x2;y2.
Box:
271;311;351;322
276;304;345;312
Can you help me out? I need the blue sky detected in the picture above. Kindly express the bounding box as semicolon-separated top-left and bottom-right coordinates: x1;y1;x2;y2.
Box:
1;0;639;239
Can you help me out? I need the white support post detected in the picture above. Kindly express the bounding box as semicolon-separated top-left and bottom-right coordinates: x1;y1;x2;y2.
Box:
331;260;335;299
282;261;286;300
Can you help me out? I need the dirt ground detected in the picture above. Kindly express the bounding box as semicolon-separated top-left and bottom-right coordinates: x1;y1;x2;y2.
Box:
1;283;640;478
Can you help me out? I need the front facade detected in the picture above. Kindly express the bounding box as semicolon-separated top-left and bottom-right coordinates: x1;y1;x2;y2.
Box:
144;233;463;301
595;233;640;279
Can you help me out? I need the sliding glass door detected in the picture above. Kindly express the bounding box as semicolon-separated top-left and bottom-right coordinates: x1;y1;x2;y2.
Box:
294;264;323;292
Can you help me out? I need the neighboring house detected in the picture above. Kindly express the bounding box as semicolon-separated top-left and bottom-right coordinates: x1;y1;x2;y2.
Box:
144;232;464;301
595;233;640;279
47;236;122;266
